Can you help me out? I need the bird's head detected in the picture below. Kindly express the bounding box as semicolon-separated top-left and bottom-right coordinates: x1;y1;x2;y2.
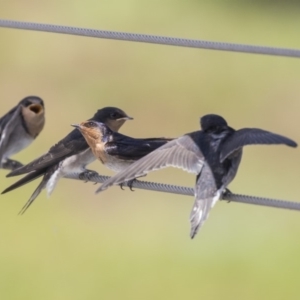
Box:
72;120;111;142
20;96;44;115
93;107;133;132
200;114;228;133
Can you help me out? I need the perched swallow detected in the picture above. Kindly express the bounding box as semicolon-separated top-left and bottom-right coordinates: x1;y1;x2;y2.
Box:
0;96;45;170
96;114;297;238
72;120;171;173
2;107;132;214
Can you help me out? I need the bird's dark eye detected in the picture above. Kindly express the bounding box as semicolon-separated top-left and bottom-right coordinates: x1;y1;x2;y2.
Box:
110;112;120;119
85;121;96;128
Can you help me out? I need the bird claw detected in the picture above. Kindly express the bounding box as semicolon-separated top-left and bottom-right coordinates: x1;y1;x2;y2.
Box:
78;170;99;183
128;179;136;191
2;159;23;171
223;188;232;203
119;179;136;191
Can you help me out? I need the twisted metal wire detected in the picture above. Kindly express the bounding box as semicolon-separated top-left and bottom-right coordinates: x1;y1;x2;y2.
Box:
65;173;300;212
0;19;300;58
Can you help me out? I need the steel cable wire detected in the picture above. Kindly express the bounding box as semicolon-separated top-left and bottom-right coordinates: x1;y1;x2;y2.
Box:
65;173;300;211
0;19;300;58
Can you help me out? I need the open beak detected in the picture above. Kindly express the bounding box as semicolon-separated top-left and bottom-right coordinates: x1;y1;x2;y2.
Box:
29;104;43;114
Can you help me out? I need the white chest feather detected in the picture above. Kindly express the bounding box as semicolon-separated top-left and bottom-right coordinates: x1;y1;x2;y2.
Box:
3;133;33;159
61;148;96;174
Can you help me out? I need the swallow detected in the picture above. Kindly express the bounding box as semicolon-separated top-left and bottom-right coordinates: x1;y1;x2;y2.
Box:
71;120;171;173
0;96;45;170
95;114;297;239
2;107;132;214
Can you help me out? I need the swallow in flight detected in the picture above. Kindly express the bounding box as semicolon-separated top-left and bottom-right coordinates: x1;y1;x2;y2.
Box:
2;107;132;214
95;114;297;238
0;96;45;170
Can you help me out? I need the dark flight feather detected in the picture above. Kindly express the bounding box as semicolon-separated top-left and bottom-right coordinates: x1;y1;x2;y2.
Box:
220;128;297;162
7;129;87;177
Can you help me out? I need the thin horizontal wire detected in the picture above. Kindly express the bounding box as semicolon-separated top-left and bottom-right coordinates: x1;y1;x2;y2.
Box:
65;173;300;212
0;19;300;58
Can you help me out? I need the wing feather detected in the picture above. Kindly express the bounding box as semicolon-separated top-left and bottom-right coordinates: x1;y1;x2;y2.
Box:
220;128;297;162
96;134;205;192
105;137;172;160
7;129;88;177
0;106;22;165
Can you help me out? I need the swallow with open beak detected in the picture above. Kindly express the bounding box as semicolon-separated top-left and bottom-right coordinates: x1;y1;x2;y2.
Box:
2;107;132;214
0;96;45;170
95;114;297;239
71;121;171;175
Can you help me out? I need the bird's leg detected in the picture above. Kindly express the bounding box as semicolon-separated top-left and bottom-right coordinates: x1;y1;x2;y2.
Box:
222;188;233;203
119;175;146;191
119;179;137;191
119;182;125;190
127;179;137;191
78;169;99;183
2;159;23;171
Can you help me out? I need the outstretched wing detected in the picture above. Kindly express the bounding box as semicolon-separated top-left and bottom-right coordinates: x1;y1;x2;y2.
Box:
220;128;297;162
96;133;205;193
7;129;88;177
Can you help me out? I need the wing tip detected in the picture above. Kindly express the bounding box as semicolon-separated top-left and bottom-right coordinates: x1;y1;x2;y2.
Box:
288;140;298;148
1;186;13;194
95;177;132;193
1;190;8;195
190;229;197;239
6;168;24;177
6;171;14;178
95;185;108;194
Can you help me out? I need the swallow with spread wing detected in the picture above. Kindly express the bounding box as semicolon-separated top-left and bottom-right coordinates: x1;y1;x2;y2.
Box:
95;114;297;239
2;107;132;214
0;96;45;170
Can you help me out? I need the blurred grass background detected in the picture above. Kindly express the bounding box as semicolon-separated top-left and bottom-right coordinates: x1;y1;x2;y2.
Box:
1;1;300;299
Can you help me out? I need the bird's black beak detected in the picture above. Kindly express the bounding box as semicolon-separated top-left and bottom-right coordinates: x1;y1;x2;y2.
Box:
71;124;80;129
118;116;133;121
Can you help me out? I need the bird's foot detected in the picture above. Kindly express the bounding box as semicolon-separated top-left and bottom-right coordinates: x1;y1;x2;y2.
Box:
119;179;137;191
2;159;23;171
222;188;233;203
78;170;99;183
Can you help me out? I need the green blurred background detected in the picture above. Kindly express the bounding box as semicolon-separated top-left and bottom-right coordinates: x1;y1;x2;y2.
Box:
1;1;300;299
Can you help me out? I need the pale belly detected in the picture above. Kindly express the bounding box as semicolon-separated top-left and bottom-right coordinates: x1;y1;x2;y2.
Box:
3;133;33;160
61;148;96;174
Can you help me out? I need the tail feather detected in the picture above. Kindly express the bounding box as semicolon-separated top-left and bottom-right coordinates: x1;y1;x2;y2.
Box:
18;166;59;214
189;198;212;239
18;179;47;215
2;170;44;194
189;163;223;239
